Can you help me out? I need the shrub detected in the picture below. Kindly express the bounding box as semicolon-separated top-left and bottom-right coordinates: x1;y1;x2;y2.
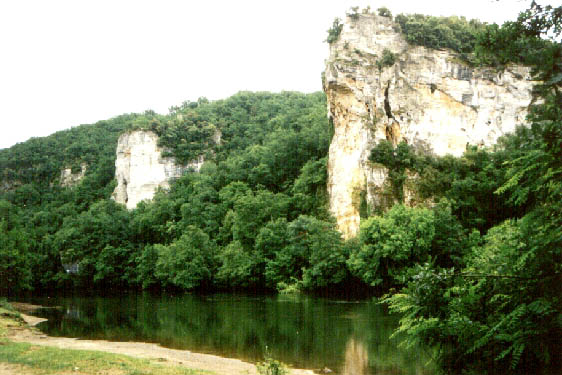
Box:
215;241;260;288
347;6;360;21
154;226;215;290
378;7;392;18
0;221;32;294
326;18;343;44
257;350;288;375
348;204;435;289
394;13;486;58
264;216;347;290
0;298;20;319
0;298;16;313
369;141;414;201
386;217;562;374
376;49;396;71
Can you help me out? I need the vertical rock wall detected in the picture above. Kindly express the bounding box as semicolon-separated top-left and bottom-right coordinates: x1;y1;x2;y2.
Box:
324;13;534;238
112;130;200;209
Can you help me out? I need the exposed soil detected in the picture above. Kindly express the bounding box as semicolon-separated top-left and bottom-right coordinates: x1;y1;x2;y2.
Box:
6;312;315;375
0;363;32;375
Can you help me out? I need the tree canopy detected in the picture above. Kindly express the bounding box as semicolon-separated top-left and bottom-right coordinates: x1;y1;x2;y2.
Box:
1;3;560;373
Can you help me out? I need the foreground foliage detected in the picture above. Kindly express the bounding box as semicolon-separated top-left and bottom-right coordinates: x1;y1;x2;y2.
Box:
385;2;562;374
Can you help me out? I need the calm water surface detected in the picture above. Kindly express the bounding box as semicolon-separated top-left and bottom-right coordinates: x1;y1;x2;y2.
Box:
19;293;434;374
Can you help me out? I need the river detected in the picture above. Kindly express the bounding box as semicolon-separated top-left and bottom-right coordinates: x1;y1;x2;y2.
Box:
16;293;435;374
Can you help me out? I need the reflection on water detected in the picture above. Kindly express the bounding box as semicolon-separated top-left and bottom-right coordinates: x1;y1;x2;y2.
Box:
17;293;434;374
342;338;368;375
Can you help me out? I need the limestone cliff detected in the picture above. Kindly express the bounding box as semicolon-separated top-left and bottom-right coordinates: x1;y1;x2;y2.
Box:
112;130;202;209
60;164;87;187
324;13;534;239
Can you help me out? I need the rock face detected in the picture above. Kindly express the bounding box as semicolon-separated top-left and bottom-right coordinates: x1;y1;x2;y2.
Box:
112;130;201;209
324;13;534;239
60;164;87;187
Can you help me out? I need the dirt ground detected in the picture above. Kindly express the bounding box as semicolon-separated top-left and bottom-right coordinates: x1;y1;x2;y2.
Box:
0;363;30;375
5;311;315;375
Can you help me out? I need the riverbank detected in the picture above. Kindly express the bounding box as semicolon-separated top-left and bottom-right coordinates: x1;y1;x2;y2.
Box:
0;303;314;375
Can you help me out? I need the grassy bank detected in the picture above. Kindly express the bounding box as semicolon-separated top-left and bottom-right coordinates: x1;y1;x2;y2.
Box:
0;301;209;375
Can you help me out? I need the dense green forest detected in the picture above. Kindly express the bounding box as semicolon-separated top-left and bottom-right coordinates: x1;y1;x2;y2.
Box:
0;91;336;294
1;1;561;374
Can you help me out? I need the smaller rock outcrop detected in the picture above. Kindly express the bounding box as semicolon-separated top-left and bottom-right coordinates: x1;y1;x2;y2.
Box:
60;163;87;187
112;130;200;209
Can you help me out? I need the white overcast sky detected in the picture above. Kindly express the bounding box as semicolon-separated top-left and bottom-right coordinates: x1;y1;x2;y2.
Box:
0;0;547;149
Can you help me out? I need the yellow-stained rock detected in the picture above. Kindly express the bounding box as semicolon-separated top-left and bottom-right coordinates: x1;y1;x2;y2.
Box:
325;13;534;238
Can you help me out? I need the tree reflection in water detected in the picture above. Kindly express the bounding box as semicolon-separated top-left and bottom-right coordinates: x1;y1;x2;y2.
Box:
26;294;434;373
